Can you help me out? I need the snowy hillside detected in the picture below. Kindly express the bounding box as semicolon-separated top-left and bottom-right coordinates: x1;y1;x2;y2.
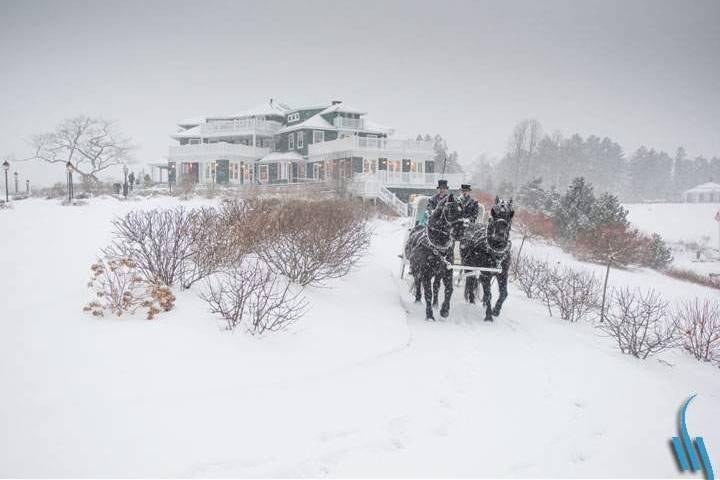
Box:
1;198;719;477
626;202;720;245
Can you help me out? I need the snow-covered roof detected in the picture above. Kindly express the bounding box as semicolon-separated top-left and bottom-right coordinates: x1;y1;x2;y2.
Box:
172;125;202;139
177;116;206;128
319;102;366;115
362;119;394;135
684;182;720;193
235;100;293;118
278;114;335;133
258;151;305;163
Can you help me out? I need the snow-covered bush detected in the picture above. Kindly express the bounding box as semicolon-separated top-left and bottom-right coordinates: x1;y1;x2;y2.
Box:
671;298;720;364
254;199;371;286
200;260;307;334
539;265;600;322
84;257;175;319
598;287;678;359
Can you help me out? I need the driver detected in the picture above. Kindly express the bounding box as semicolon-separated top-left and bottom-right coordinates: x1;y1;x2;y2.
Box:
427;179;449;213
459;184;479;223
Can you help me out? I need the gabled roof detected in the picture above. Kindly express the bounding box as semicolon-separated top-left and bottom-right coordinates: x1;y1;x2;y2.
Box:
235;100;293;118
319;102;366;115
685;182;720;193
278;113;335;133
172;125;202;138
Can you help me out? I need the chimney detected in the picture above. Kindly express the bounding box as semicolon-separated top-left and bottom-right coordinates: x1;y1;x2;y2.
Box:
331;100;342;105
269;98;274;106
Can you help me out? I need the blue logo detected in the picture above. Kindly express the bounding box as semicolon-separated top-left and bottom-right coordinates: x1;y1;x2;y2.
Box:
672;394;714;480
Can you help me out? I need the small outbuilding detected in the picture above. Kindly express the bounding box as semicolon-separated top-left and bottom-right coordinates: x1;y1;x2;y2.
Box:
683;182;720;203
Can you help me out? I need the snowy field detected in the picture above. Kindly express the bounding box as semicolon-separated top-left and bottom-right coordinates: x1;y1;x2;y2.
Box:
626;202;720;245
1;197;719;477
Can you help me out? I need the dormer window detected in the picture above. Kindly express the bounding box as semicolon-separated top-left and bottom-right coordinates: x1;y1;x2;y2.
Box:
287;112;300;122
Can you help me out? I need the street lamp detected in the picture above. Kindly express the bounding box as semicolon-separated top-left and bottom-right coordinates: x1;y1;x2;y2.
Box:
66;161;74;203
26;179;30;195
168;163;176;194
123;163;129;198
13;172;18;195
2;160;9;202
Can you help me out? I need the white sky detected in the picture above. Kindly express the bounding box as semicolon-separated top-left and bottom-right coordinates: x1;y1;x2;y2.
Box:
1;0;719;186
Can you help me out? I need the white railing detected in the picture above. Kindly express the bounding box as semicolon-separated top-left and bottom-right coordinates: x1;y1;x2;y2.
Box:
351;176;407;216
169;143;269;159
333;117;365;130
309;136;433;159
202;118;282;134
355;171;465;189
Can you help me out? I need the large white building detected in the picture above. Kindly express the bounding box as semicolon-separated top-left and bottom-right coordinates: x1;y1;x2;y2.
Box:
162;99;465;213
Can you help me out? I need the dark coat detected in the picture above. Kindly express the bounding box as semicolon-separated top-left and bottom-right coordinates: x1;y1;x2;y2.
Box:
427;192;448;212
460;195;479;223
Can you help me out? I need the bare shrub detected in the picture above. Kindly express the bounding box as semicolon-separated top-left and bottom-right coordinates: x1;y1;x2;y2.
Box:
598;287;678;359
512;254;548;299
671;298;720;364
105;208;196;287
201;261;307;334
84;257;175;319
664;267;720;291
254;199;371;286
540;265;600;322
105;206;240;289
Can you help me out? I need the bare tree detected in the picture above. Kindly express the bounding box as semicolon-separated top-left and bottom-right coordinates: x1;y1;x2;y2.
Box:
509;118;543;190
31;116;135;183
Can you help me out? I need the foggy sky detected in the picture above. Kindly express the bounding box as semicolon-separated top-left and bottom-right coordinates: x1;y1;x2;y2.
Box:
1;0;718;186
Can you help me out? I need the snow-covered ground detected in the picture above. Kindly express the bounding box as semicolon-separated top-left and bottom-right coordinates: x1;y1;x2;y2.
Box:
1;197;719;477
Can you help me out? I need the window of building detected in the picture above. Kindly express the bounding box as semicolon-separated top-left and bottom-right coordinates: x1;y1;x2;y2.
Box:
287;112;300;122
230;162;240;181
288;132;294;149
298;162;306;179
297;131;304;149
313;130;325;143
259;165;269;183
189;138;200;145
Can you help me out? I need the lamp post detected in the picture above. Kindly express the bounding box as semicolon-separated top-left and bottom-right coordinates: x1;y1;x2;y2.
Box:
168;163;175;194
2;160;9;202
13;172;18;195
66;161;74;203
123;163;129;198
26;179;30;195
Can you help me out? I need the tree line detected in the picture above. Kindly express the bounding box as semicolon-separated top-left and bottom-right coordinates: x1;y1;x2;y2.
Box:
470;119;720;202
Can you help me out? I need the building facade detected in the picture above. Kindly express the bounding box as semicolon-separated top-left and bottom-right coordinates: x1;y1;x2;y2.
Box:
166;99;463;188
683;182;720;203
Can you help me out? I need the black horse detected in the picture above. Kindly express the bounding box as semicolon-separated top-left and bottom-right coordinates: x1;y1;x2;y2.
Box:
405;195;464;320
460;197;514;321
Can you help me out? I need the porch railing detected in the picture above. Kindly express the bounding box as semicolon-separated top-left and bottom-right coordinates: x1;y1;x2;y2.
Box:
308;136;433;159
355;171;465;189
169;143;269;159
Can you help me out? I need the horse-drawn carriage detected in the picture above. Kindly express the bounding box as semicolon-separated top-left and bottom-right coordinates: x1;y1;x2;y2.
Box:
400;194;514;321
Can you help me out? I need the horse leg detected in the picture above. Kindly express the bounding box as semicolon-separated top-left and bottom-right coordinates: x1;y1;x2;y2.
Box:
465;275;476;304
480;275;493;321
414;275;422;303
492;272;509;317
440;269;453;318
423;273;435;320
432;275;441;307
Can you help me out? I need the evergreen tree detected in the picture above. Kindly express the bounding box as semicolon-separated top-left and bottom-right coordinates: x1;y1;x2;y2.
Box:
591;192;629;228
554;177;596;242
